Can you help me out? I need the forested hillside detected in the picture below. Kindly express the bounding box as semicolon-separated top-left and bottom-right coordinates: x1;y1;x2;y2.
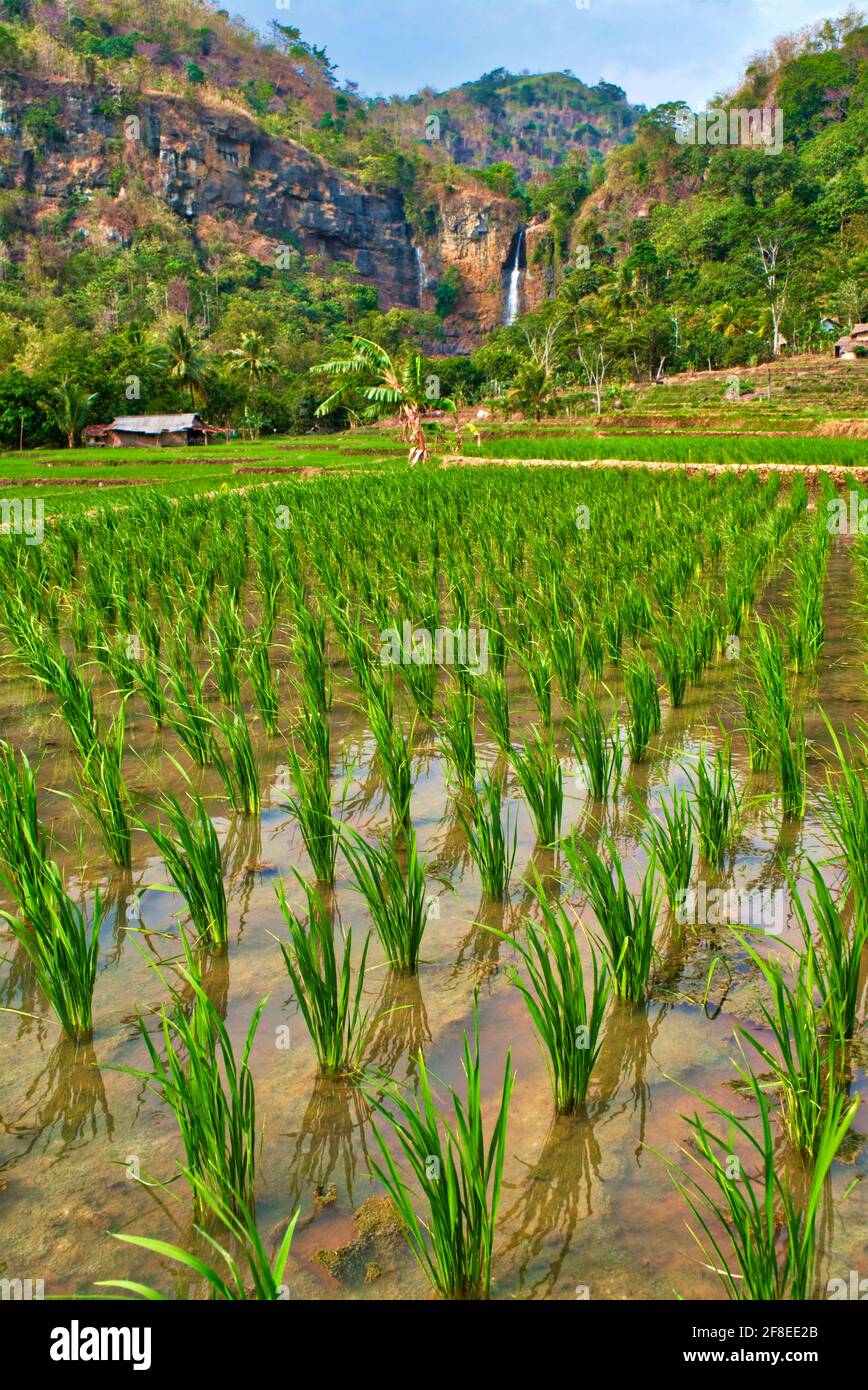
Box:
0;0;864;445
370;69;641;179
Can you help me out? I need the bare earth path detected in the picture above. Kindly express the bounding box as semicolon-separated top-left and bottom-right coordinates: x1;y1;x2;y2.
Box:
441;455;868;483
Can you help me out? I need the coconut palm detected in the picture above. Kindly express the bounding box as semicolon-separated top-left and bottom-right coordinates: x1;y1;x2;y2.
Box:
38;379;97;448
225;331;278;387
509;362;551;421
153;323;208;408
310;336;452;464
708;302;763;342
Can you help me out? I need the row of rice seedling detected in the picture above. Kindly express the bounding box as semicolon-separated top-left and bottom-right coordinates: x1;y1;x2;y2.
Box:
101;1177;299;1302
738;619;806;816
0;740;48;915
624;657;661;763
734;931;837;1158
0;859;102;1042
0;468;855;1302
458;773;517;899
474;432;868;469
821;722;868;925
684;739;743;868
493;873;610;1113
786;500;831;673
284;740;339;885
510;727;564;845
640;790;694;913
793;861;867;1044
440;687;477;791
366;681;413;830
125;936;263;1217
477;672;511;754
568;690;623;799
341;824;430;973
565;833;661;1003
367;1002;514;1301
0;741;102;1040
71;703;134;867
144;793;228;949
657;1068;858;1300
276;876;372;1078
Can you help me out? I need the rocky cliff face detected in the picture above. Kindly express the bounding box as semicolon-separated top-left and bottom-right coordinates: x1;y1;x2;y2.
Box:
1;77;548;350
2;78;423;308
522;218;555;315
415;185;533;353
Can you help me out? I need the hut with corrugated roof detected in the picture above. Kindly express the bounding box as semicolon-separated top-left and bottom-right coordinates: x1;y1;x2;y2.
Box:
83;413;220;447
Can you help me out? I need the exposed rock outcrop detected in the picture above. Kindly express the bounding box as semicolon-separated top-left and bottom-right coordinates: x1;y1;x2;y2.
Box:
2;78;421;306
1;77;550;350
415;185;526;352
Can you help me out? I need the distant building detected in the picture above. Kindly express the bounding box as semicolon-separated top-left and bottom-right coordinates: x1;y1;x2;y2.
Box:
835;325;868;360
83;413;220;447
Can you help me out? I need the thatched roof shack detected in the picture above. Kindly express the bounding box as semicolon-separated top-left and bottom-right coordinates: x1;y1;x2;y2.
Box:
83;414;222;447
835;325;868;360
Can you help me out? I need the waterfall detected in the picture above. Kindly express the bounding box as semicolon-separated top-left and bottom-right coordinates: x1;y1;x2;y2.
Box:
415;247;428;306
0;89;14;137
504;229;525;326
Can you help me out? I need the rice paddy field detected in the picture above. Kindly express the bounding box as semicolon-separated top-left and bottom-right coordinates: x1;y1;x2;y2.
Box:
0;463;867;1303
470;434;868;469
0;435;404;514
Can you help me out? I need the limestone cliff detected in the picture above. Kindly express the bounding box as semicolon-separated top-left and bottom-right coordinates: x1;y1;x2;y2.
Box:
414;185;531;353
0;76;548;351
1;78;422;306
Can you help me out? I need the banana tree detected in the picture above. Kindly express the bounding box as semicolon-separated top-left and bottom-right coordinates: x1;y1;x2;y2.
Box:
310;336;453;464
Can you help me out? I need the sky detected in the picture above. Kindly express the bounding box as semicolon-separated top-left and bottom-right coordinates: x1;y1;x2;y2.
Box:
233;0;839;107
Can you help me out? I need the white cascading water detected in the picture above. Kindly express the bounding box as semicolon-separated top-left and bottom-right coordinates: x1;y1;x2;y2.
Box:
504;229;525;325
415;247;427;305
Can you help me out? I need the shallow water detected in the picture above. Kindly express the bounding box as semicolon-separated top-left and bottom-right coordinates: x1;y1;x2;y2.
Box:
0;538;866;1301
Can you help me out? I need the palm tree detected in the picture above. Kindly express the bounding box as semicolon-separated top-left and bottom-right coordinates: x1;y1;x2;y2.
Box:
38;379;97;449
225;331;278;388
153;323;208;408
310;336;452;464
709;302;741;340
509;362;551;422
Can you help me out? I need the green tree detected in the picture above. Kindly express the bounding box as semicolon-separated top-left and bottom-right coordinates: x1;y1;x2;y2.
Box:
153;324;208;408
37;379;97;448
225;331;278;388
778;50;852;142
0;22;19;70
434;266;461;319
0;370;49;448
509;361;551;421
311;336;452;464
476;162;521;199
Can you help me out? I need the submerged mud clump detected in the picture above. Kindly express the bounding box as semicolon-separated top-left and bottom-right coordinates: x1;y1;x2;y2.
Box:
313;1197;404;1283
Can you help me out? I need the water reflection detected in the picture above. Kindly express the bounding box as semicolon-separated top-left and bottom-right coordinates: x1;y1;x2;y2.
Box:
596;1001;666;1165
0;938;43;1040
501;1108;605;1298
0;1037;114;1161
364;971;432;1081
284;1077;370;1213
